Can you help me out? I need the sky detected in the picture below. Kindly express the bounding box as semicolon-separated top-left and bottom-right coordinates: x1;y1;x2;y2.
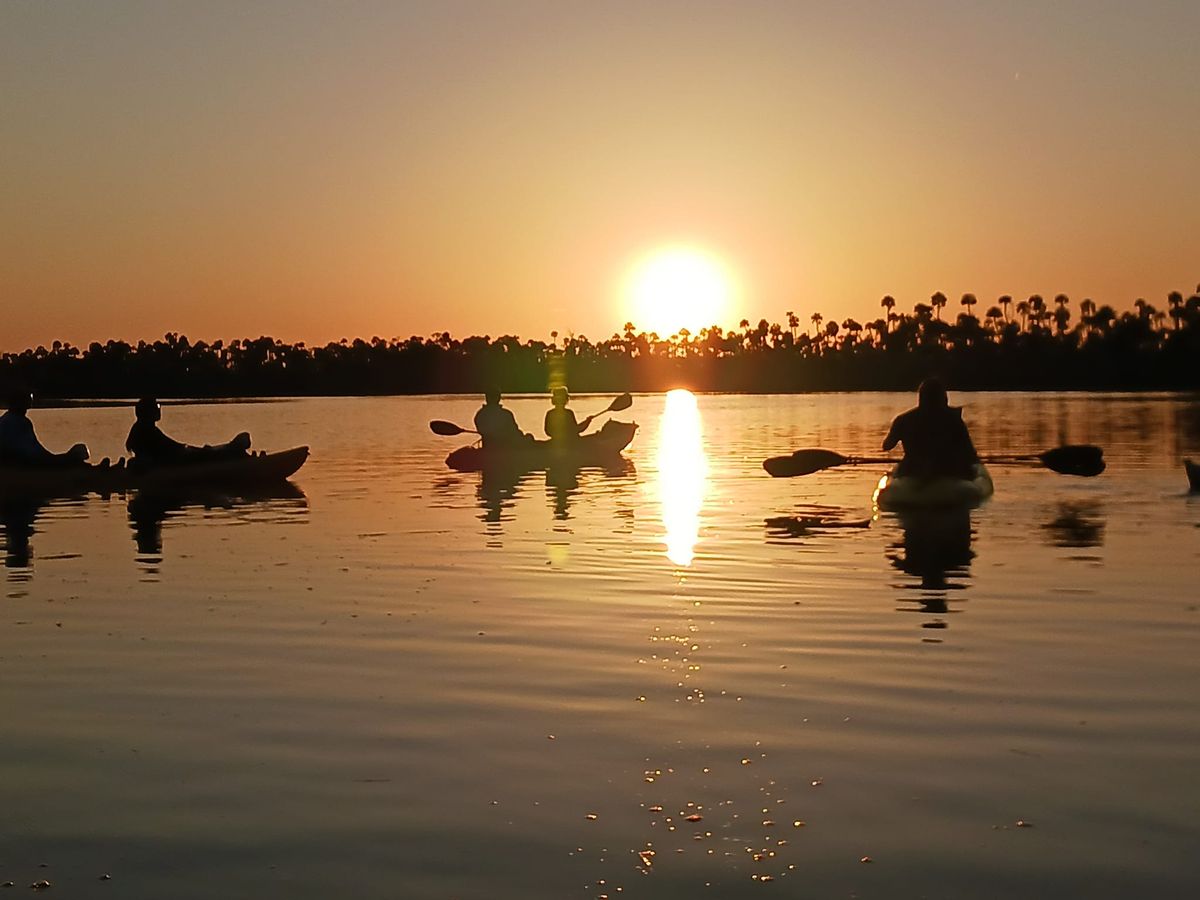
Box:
3;0;1199;351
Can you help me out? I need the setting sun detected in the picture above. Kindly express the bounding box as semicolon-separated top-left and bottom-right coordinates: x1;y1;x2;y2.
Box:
623;246;737;337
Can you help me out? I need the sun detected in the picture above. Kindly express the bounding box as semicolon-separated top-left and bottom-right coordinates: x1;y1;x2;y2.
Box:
623;246;736;337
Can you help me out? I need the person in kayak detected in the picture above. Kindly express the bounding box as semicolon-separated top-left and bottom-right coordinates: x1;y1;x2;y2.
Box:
544;387;596;443
126;397;251;468
0;387;92;467
473;391;530;449
883;378;979;479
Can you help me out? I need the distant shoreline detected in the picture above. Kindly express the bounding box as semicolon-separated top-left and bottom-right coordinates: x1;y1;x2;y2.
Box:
25;388;1200;409
5;293;1199;397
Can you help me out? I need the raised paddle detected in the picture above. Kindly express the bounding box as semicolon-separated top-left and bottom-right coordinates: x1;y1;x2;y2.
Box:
579;392;634;432
763;444;1105;478
429;420;478;436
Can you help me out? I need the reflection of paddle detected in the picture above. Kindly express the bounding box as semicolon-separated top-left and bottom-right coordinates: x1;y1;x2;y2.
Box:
763;444;1105;478
581;392;633;431
429;420;478;436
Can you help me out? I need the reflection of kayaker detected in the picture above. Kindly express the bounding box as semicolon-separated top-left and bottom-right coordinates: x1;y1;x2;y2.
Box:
128;482;307;559
888;507;975;592
1186;459;1199;493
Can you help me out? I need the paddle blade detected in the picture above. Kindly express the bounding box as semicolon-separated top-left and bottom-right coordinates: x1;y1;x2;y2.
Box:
607;392;633;413
763;448;850;478
429;420;468;436
1038;444;1105;477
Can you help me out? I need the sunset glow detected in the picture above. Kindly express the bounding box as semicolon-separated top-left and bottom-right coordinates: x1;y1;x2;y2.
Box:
624;247;737;338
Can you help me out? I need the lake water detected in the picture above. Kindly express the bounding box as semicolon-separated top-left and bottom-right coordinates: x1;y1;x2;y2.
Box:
2;393;1198;898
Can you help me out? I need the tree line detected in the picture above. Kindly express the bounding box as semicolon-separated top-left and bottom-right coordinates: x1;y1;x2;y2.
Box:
4;287;1199;398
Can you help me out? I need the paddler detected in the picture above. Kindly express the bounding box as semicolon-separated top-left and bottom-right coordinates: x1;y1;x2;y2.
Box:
0;386;94;467
473;390;530;450
126;397;250;468
544;387;595;444
882;378;979;479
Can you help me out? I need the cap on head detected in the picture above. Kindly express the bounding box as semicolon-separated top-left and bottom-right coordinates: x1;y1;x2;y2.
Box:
135;397;160;420
484;389;501;405
918;377;948;409
551;386;569;407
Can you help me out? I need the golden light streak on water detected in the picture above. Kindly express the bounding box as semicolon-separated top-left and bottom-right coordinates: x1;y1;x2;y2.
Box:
657;389;707;566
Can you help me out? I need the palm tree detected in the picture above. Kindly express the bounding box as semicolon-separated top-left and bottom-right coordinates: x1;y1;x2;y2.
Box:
880;295;896;330
1078;299;1096;338
998;294;1012;321
1168;291;1184;330
930;292;948;320
985;306;1004;333
810;312;823;336
1015;300;1030;331
960;293;977;319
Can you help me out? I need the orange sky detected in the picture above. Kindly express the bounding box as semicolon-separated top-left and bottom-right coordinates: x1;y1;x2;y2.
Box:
3;1;1198;351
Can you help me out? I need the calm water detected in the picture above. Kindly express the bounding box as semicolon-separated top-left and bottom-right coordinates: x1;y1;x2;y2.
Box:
2;393;1198;898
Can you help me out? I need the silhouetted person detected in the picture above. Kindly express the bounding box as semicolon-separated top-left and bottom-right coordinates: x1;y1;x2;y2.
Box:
126;398;250;469
544;387;596;443
883;378;979;479
0;388;91;467
473;391;529;450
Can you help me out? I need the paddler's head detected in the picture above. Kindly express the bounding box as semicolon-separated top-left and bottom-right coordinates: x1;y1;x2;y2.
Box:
4;384;33;415
484;389;501;406
918;377;948;410
135;397;161;422
551;386;569;409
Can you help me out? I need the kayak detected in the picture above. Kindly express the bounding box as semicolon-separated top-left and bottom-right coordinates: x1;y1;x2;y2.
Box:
0;446;309;495
873;463;994;510
447;420;637;473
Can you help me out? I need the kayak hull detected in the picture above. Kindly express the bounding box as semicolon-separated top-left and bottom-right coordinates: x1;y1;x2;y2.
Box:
873;463;994;510
0;447;309;496
447;421;637;473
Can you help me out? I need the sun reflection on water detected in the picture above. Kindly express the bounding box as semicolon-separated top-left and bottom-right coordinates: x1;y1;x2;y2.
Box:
658;389;707;566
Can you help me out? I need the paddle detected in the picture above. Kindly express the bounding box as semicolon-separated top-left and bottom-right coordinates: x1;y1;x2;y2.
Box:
987;445;1106;477
429;420;477;436
581;392;633;430
763;444;1105;478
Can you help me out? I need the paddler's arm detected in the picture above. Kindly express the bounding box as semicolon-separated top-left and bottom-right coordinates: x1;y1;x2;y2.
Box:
882;417;901;452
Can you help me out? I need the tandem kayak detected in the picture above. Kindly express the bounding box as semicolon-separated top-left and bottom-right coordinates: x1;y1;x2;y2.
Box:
873;463;994;510
0;446;309;496
447;420;637;473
